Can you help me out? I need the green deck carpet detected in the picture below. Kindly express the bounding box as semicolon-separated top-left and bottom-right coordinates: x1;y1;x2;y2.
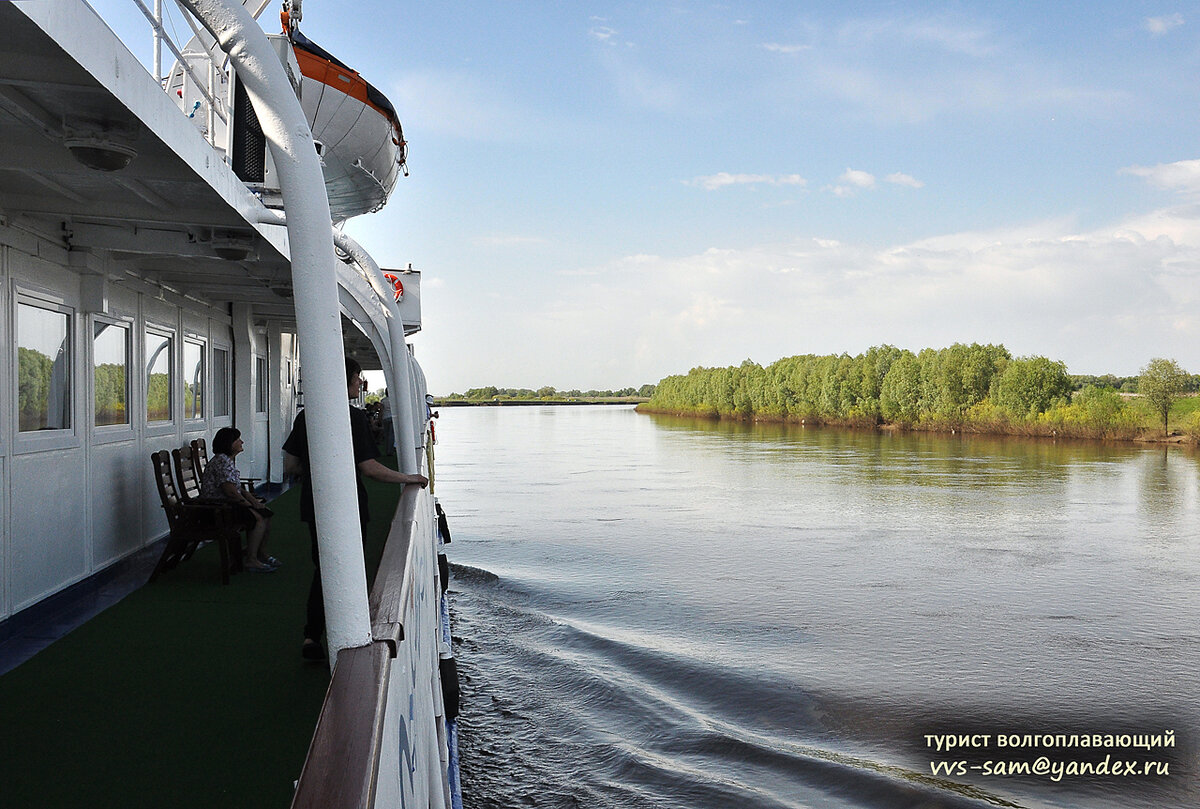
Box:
0;471;402;809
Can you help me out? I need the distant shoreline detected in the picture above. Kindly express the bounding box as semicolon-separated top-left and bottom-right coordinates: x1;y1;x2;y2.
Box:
433;398;648;408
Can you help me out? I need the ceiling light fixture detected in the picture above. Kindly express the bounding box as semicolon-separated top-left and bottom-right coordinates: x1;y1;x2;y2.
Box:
63;137;137;171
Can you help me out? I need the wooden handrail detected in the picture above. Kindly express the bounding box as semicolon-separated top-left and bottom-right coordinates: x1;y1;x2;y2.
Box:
290;642;391;809
289;482;422;809
368;484;420;653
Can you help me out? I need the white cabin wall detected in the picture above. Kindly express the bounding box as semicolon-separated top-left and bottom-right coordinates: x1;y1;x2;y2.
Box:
140;292;182;545
230;303;271;483
268;321;284;484
268;327;298;484
0;223;245;623
0;452;7;623
0;243;9;621
6;239;89;614
87;278;143;570
249;327;270;482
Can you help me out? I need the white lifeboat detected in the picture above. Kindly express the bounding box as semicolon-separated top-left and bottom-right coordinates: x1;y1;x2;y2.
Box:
164;3;406;222
290;29;407;221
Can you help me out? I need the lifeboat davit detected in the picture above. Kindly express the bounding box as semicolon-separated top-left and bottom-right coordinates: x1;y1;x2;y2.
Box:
290;29;407;222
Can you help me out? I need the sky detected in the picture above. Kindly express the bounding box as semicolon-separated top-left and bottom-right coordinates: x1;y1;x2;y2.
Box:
93;1;1200;393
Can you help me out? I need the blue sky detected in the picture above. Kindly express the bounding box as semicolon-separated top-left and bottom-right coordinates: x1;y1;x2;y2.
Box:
96;1;1200;393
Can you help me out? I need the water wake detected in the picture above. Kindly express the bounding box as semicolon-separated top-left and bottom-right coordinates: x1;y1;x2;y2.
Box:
450;564;1025;809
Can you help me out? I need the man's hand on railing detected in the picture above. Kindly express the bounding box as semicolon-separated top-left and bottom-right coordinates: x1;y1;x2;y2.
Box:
358;458;427;488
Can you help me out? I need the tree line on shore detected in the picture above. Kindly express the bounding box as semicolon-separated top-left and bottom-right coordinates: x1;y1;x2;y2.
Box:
439;384;657;402
639;344;1196;440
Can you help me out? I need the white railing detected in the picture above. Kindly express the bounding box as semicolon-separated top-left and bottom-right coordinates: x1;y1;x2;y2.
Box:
290;474;454;809
105;0;286;153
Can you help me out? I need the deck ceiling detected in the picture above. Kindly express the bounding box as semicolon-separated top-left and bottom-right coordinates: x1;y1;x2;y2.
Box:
0;3;298;322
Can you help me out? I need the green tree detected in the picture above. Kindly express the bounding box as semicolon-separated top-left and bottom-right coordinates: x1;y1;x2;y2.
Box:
1139;358;1190;436
991;356;1072;417
879;352;922;423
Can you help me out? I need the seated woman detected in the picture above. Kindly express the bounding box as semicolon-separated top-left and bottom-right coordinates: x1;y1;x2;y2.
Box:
200;427;277;572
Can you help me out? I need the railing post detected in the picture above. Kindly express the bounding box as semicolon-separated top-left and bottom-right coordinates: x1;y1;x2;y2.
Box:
153;0;162;79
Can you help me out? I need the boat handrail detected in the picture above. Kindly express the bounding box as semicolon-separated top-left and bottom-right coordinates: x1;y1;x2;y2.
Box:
291;641;392;809
367;484;421;649
290;481;426;808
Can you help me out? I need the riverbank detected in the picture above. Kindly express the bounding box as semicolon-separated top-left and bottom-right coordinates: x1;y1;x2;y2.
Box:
435;398;648;407
635;403;1198;445
641;346;1200;446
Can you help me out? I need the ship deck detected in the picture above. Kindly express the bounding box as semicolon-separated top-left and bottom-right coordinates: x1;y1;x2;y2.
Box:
0;469;405;808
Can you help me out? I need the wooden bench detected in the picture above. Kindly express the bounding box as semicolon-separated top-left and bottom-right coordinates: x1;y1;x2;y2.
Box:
149;450;244;585
172;445;203;504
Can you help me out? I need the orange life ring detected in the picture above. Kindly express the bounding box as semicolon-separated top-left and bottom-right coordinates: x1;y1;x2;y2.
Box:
382;272;404;302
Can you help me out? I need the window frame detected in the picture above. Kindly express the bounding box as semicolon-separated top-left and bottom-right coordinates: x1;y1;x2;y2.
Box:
254;354;268;415
143;323;176;433
90;313;135;442
182;334;207;423
212;343;232;420
12;287;78;454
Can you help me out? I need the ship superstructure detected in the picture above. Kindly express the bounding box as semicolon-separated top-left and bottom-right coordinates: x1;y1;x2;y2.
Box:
0;0;457;805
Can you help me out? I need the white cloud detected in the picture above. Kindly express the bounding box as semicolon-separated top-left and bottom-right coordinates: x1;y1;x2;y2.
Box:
1122;158;1200;193
1145;14;1184;35
824;168;876;196
759;14;1125;125
590;26;618;43
688;172;807;190
762;43;810;54
823;169;923;195
840;168;877;188
886;172;925;188
837;15;998;57
433;203;1200;389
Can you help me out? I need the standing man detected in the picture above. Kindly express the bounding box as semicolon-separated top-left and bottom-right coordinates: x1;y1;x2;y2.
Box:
283;357;427;661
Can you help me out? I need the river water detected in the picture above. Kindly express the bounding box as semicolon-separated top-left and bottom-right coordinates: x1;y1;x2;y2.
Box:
433;405;1199;809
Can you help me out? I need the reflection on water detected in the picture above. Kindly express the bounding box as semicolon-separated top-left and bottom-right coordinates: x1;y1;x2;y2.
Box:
437;406;1200;809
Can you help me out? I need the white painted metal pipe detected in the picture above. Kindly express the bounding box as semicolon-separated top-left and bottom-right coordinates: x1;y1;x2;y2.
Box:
259;209;421;476
334;232;421;475
178;0;371;664
153;0;162;79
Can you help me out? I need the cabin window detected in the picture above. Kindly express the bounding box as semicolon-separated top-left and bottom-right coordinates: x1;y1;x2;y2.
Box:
183;337;205;420
93;320;130;427
17;300;72;432
145;329;174;423
254;355;268;413
213;347;230;417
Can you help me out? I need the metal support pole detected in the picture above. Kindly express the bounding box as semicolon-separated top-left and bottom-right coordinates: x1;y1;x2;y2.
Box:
334;232;420;475
153;0;163;79
178;0;372;665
